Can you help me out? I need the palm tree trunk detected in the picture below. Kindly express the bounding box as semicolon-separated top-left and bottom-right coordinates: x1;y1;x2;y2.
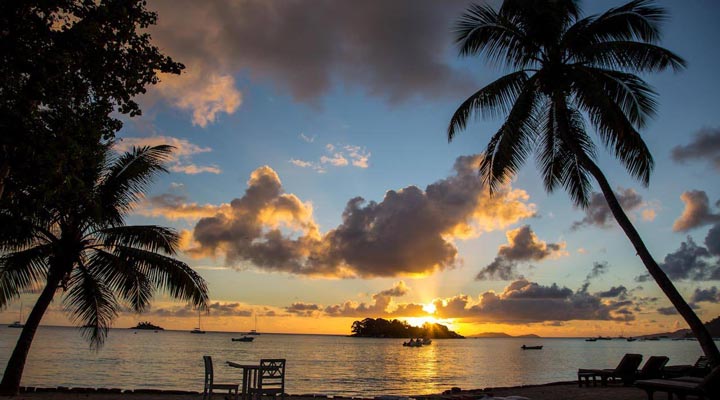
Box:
0;273;61;395
580;154;720;366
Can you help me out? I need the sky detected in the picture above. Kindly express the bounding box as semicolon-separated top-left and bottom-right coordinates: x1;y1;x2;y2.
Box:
4;0;720;337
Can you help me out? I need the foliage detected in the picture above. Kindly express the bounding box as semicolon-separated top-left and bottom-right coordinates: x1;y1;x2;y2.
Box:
350;318;464;339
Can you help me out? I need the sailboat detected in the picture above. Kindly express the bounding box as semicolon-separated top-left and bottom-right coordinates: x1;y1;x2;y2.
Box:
246;311;260;335
190;310;205;334
8;303;24;328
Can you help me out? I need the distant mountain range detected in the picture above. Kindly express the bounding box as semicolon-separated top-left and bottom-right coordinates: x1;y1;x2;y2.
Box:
640;315;720;339
470;332;540;338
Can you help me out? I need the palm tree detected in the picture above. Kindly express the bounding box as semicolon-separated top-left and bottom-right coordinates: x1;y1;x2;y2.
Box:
448;0;719;365
0;144;209;395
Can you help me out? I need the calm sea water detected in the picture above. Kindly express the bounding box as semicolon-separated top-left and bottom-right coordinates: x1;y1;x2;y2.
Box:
0;326;705;396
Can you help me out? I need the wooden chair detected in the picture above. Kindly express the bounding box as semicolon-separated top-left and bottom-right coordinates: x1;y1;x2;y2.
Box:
578;353;643;386
203;355;239;400
636;365;720;400
249;359;286;400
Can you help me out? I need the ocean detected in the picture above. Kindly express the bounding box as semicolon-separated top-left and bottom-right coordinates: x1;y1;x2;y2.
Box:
0;326;705;396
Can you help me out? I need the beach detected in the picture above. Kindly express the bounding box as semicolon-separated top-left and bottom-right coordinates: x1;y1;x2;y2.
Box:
0;382;649;400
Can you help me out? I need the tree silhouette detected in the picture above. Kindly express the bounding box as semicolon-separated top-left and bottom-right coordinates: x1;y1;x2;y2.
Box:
448;0;719;365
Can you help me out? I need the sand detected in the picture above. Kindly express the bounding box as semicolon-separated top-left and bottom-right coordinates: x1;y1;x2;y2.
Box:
0;382;650;400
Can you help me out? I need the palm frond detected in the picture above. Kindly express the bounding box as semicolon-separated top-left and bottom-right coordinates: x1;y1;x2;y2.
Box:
571;69;654;185
63;265;119;349
479;80;541;193
112;246;208;310
454;3;540;68
581;41;686;73
0;245;51;308
96;225;179;255
87;250;153;313
558;108;596;207
96;145;174;225
448;71;529;141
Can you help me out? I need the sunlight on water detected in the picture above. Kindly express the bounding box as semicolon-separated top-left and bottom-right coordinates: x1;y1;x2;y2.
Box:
0;327;703;396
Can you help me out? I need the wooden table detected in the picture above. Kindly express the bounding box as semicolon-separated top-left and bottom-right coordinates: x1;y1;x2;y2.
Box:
227;361;260;400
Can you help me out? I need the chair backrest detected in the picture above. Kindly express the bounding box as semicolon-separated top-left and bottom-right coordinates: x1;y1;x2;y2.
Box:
695;356;710;369
258;359;286;391
615;353;643;374
639;356;669;379
204;355;214;386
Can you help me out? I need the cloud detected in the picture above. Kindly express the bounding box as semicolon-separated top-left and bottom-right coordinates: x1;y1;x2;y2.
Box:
149;0;472;111
299;133;316;143
671;127;720;170
636;228;720;281
291;143;371;173
323;281;423;318
692;287;720;303
571;189;644;230
154;65;242;127
595;286;628;300
672;190;720;232
187;155;537;278
134;193;231;222
150;302;253;317
114;136;221;175
285;302;322;317
476;225;566;280
586;261;609;281
432;279;635;324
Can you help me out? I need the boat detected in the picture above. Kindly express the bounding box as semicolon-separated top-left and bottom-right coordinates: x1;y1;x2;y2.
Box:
190;310;206;334
8;302;24;328
232;336;255;342
421;338;432;345
403;339;423;347
521;345;543;350
627;337;637;342
585;338;597;342
245;312;261;335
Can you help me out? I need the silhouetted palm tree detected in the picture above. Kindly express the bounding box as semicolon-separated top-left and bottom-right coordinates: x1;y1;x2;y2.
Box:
0;145;209;394
448;0;719;365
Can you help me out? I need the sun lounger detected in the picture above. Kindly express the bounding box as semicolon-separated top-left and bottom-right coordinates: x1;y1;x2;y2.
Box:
662;356;711;378
637;356;670;380
578;353;643;386
635;365;719;400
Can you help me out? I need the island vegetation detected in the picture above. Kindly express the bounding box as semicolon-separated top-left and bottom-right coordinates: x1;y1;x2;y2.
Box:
131;322;164;331
350;318;464;339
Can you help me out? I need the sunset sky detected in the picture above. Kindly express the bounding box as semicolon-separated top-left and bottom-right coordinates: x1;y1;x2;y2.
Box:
4;0;720;337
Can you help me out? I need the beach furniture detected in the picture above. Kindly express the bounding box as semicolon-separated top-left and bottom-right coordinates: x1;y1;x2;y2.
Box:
577;353;643;386
635;365;720;400
662;356;711;378
636;356;670;380
203;356;239;400
248;359;286;400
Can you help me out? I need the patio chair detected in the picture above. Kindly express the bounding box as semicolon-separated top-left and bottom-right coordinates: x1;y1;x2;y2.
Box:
662;356;711;378
204;355;239;400
635;365;720;400
637;356;670;380
578;353;643;386
249;359;286;400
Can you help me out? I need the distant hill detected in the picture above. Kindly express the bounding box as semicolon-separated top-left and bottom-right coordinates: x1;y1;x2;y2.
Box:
640;315;720;339
471;332;540;338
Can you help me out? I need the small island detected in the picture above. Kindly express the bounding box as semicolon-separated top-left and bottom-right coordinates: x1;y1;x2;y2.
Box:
130;321;164;330
350;318;464;338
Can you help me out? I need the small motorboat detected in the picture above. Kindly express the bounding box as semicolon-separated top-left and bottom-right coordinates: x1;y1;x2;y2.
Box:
585;338;597;342
190;327;206;334
521;345;543;350
627;337;637;342
403;339;423;347
232;336;255;342
422;338;432;345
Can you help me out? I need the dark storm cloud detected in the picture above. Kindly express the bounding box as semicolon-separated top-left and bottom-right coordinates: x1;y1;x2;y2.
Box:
476;225;565;280
672;190;720;232
571;189;643;230
433;279;635;323
185;155;535;278
671;127;720;170
692;287;720;303
150;0;474;103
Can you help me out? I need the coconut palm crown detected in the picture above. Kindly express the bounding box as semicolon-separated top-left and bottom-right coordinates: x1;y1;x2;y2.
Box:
0;144;209;394
448;0;719;365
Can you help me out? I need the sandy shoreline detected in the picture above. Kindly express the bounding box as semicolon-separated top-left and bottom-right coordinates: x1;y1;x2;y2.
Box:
0;381;649;400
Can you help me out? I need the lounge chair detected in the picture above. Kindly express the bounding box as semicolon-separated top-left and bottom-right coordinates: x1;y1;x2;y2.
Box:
248;358;286;400
203;355;239;400
637;356;670;380
578;353;643;386
662;356;711;378
635;365;720;400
